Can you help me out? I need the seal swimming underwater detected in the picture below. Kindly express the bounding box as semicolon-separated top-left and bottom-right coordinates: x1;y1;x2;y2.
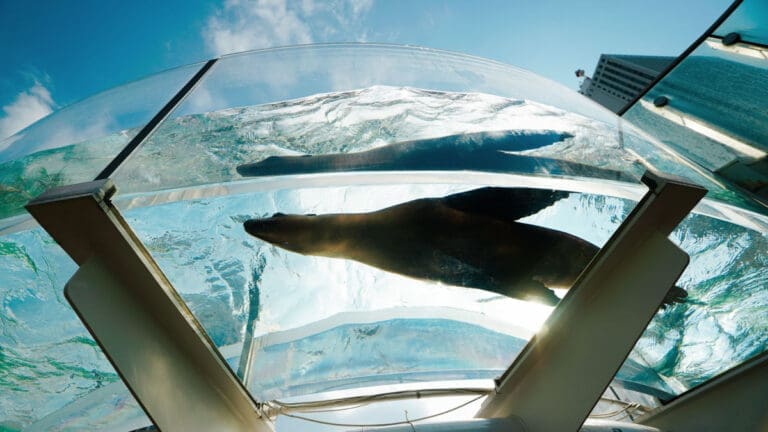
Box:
244;187;687;307
236;130;635;182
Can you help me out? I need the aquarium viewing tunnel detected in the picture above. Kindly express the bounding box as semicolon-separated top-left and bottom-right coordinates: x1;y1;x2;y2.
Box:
1;2;767;431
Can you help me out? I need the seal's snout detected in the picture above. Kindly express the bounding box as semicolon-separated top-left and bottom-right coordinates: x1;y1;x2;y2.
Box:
244;215;296;242
244;218;268;237
244;214;319;254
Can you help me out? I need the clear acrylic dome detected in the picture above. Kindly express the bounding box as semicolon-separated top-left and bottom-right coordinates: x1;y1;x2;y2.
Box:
1;44;766;431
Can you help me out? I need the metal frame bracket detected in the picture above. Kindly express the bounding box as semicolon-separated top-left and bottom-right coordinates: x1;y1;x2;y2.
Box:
26;179;273;432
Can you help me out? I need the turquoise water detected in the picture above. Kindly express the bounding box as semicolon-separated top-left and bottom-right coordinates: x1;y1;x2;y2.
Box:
0;229;123;429
0;133;128;221
120;181;767;398
1;86;767;429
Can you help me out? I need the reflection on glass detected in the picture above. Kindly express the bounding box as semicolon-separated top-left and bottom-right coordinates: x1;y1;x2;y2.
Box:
705;37;768;60
624;42;768;205
713;0;768;46
0;63;203;222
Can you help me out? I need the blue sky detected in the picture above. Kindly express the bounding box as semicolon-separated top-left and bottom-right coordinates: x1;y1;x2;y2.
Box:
0;0;732;141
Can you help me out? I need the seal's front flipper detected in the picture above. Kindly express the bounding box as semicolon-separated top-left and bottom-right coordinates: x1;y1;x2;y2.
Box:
443;187;569;222
503;280;561;306
661;285;688;308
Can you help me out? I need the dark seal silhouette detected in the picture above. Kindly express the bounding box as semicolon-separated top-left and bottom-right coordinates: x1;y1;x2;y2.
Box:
237;130;636;182
244;187;687;306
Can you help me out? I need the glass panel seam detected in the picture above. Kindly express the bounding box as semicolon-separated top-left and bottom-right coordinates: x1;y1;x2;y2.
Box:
95;59;218;180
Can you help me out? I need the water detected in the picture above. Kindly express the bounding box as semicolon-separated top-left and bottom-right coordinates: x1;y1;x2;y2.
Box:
2;85;767;429
116;176;767;398
4;176;764;427
112;86;645;194
0;229;121;429
0;133;128;221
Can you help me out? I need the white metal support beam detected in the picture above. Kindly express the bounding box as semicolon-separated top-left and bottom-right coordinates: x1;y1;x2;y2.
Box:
476;170;706;431
26;180;273;432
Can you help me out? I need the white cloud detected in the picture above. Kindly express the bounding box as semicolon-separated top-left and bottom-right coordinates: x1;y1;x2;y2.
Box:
0;82;56;141
203;0;374;56
349;0;373;17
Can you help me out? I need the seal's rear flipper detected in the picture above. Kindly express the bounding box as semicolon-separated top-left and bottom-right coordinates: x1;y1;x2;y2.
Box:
460;130;574;152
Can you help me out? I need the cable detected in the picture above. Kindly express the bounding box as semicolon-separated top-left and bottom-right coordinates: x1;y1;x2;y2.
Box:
597;395;653;410
276;394;485;428
589;397;651;419
278;403;372;414
270;387;488;412
271;389;650;426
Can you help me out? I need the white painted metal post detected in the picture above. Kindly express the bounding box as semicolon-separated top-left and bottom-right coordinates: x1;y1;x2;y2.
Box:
26;180;273;432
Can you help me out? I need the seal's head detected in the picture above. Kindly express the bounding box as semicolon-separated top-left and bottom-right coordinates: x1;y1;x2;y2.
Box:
244;212;336;255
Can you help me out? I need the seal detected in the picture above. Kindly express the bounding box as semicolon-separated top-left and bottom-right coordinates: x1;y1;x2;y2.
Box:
244;187;687;306
236;130;635;182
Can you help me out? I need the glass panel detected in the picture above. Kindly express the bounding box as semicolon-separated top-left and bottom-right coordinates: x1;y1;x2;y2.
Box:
620;2;768;400
713;0;768;46
5;42;765;428
112;45;750;207
623;42;768;207
0;228;149;430
23;382;151;432
118;179;650;398
631;208;768;395
112;44;634;195
0;64;203;429
105;45;768;408
116;171;768;404
0;62;203;224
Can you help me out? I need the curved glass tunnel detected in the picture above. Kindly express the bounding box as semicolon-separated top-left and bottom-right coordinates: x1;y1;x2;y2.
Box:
1;41;767;430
